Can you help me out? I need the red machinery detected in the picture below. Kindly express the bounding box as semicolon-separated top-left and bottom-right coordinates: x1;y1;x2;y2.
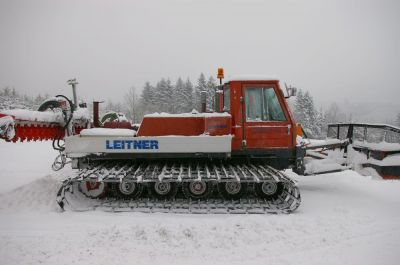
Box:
0;73;303;214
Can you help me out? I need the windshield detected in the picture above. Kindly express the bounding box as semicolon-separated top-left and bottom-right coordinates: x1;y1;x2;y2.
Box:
245;87;286;121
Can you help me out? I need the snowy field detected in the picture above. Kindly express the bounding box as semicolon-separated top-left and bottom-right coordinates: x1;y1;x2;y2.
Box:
1;141;400;265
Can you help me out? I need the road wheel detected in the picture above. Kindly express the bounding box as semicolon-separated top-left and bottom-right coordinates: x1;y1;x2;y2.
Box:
255;181;284;200
218;181;247;200
116;179;143;199
182;180;213;200
149;181;178;200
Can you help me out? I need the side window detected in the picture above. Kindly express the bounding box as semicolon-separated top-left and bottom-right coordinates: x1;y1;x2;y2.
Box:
245;87;286;121
245;88;263;121
223;86;230;112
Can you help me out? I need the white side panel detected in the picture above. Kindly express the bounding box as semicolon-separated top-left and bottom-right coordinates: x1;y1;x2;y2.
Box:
65;135;232;158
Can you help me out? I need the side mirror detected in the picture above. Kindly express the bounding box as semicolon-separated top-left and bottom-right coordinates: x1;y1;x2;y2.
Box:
285;83;297;98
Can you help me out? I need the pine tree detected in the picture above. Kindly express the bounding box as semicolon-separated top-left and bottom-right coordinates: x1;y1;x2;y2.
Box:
172;78;186;113
3;87;10;97
206;76;216;111
153;80;163;111
164;79;174;112
304;91;321;137
11;88;18;98
293;89;324;138
183;78;194;112
194;73;207;111
154;78;174;113
318;106;328;136
140;82;157;114
294;89;306;124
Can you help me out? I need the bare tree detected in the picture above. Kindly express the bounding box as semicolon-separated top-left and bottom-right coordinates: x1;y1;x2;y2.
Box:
123;86;139;123
396;112;400;127
325;103;341;124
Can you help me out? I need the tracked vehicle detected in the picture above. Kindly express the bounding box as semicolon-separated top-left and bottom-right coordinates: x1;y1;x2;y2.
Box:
0;72;303;213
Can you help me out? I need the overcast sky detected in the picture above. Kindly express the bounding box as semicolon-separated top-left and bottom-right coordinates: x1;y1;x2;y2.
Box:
0;0;399;116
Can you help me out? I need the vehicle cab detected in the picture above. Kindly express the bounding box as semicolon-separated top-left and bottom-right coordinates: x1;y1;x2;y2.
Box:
217;76;298;169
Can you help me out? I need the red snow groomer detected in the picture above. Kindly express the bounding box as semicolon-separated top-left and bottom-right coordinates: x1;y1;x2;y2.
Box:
0;72;303;214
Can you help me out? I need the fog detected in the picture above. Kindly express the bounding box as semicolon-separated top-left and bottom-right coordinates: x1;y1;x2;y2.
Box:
1;0;399;121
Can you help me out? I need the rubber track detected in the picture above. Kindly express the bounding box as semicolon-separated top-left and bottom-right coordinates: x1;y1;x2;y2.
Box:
57;161;301;214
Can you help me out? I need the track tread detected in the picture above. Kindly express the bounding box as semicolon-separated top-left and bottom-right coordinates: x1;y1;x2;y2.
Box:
56;161;301;214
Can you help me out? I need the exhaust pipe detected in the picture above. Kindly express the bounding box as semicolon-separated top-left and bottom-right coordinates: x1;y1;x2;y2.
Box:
93;101;101;127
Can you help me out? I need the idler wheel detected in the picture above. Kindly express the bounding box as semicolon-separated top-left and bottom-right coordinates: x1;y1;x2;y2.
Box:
255;181;284;200
182;180;213;200
218;181;248;200
149;181;178;200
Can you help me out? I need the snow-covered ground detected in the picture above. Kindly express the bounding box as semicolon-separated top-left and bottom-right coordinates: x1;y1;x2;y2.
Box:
0;141;400;265
0;141;58;193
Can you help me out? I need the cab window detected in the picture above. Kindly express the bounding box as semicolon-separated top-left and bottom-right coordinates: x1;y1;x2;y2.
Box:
245;87;286;121
223;86;230;112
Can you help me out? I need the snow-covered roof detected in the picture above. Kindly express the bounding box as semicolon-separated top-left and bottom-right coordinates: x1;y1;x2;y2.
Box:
224;75;279;83
144;111;231;118
80;128;136;136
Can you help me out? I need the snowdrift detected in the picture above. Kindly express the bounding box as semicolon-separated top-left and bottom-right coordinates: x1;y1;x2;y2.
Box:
0;175;61;212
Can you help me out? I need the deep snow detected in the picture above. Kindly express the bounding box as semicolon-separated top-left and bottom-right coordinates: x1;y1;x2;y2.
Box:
0;141;400;265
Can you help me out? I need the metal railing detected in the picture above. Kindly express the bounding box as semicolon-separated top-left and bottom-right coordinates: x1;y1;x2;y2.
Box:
327;123;400;144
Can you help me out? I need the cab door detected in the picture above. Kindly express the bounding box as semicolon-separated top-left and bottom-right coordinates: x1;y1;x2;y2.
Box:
242;83;293;150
